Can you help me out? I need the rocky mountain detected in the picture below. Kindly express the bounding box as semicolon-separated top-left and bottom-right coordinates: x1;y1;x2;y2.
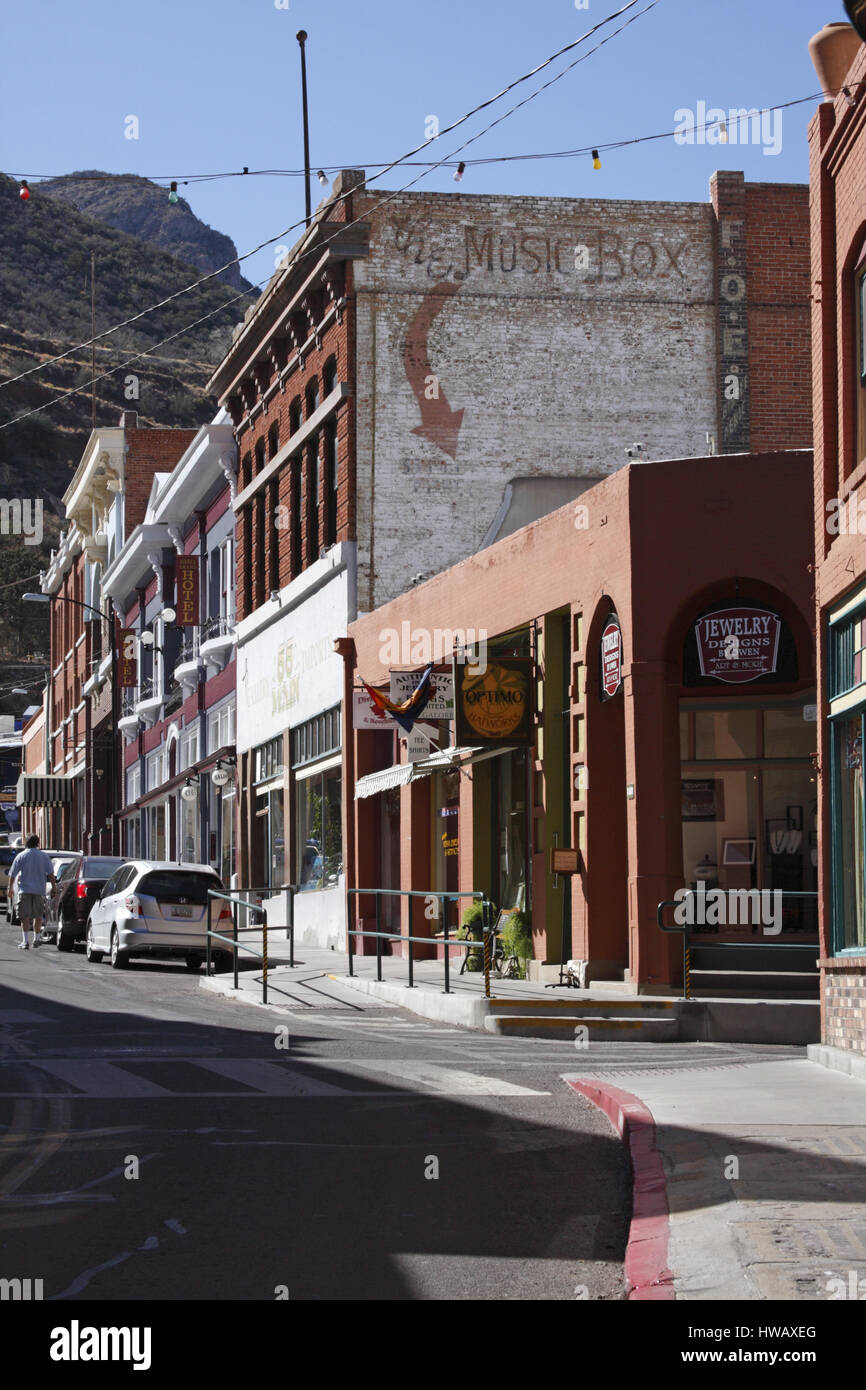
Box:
0;171;256;659
39;172;256;294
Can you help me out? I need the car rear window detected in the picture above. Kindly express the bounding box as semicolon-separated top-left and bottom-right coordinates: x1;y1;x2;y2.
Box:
55;859;80;880
137;871;220;904
83;858;126;879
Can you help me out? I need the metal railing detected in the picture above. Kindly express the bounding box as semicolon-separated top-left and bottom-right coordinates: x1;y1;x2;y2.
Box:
206;884;298;1005
347;888;497;996
657;889;819;999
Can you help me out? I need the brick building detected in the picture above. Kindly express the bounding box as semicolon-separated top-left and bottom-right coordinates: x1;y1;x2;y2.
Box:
343;450;816;998
808;20;866;1068
17;414;196;851
103;421;238;883
211;167;813;948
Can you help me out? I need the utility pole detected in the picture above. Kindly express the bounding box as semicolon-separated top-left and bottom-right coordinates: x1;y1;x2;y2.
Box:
90;250;96;430
297;30;312;228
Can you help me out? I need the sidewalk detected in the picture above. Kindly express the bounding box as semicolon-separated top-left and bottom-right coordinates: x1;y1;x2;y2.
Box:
200;937;866;1302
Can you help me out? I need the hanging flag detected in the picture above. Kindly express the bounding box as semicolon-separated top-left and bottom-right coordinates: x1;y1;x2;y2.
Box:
359;664;433;734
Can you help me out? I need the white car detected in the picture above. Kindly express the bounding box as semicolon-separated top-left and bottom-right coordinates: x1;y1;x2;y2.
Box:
85;860;231;971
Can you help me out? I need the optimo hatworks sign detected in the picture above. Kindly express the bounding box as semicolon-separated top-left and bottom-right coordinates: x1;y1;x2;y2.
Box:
694;606;781;685
454;656;533;747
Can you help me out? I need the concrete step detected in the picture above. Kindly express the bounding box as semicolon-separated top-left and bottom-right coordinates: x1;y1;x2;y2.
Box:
487;997;679;1020
484;1014;681;1042
689;970;819;998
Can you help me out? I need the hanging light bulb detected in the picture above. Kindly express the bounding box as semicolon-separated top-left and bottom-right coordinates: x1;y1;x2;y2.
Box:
168;181;179;205
591;149;602;171
718;119;729;143
453;162;466;182
19;180;30;202
317;170;328;187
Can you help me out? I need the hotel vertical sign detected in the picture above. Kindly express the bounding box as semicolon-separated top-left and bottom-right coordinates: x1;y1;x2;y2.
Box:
175;554;199;626
118;629;137;688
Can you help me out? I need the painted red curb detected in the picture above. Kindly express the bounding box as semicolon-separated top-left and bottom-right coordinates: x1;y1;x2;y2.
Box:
566;1079;675;1301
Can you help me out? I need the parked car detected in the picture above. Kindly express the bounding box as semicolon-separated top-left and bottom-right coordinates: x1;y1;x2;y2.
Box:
53;855;127;951
85;861;232;970
6;849;80;927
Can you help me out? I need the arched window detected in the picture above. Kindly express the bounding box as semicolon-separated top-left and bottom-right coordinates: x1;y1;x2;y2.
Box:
289;398;302;434
254;437;266;475
323;355;338;396
306;379;320;419
268;421;280;460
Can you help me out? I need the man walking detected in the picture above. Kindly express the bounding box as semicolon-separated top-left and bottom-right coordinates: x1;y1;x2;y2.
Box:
9;835;57;950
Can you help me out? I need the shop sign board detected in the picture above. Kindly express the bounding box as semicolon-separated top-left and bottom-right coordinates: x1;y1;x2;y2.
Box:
694;606;781;685
454;656;533;747
390;669;454;719
353;689;394;731
600;615;622;700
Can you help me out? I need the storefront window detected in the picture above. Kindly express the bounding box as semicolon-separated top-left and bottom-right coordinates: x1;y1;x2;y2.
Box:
125;816;142;858
834;715;866;951
296;764;341;891
180;792;199;863
220;789;236;886
681;700;817;937
147;803;166;860
495;748;528;913
694;709;758;760
269;788;285;892
432;769;460;930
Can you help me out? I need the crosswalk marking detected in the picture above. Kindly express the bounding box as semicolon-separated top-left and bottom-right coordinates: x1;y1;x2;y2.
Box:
34;1061;173;1097
315;1059;550;1096
194;1059;350;1097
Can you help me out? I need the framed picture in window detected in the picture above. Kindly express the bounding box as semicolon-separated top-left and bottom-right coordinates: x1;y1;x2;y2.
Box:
785;805;803;831
722;838;756;866
681;778;725;822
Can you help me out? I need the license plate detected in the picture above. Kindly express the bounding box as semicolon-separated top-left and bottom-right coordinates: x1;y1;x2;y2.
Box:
170;906;193;918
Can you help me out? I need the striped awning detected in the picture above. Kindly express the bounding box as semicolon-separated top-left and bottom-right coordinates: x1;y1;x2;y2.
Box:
354;746;516;800
16;774;75;807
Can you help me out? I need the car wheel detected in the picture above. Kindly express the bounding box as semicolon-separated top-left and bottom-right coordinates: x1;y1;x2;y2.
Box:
85;924;103;963
56;913;74;952
110;928;129;970
184;953;203;971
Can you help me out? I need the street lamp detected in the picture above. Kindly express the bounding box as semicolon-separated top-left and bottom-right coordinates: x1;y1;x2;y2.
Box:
297;30;312;228
22;590;119;854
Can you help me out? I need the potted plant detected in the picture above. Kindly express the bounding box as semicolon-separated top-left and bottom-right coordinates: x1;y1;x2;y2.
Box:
457;900;493;972
500;909;533;979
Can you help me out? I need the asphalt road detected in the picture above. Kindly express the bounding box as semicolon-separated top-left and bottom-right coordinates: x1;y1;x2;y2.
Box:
0;925;633;1302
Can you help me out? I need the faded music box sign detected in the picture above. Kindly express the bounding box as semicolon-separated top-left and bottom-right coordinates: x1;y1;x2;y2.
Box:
695;607;781;685
454;656;533;747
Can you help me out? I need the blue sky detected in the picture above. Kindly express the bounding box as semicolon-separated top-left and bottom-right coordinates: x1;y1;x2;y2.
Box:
1;0;852;291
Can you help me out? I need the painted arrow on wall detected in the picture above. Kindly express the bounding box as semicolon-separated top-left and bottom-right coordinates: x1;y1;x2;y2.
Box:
403;280;464;460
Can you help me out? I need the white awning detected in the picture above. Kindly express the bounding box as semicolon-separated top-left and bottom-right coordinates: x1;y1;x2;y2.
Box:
354;746;516;800
16;774;75;807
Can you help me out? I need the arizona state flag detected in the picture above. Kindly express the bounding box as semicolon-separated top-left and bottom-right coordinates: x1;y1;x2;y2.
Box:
360;664;433;734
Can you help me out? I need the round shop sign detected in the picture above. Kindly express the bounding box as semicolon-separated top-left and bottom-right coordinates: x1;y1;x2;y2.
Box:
459;659;530;742
600;616;622;700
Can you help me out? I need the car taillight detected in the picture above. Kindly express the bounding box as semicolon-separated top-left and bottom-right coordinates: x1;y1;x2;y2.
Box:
76;883;87;899
218;904;232;922
124;895;143;916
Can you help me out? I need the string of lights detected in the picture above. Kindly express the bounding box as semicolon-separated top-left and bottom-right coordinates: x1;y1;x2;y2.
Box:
0;0;659;396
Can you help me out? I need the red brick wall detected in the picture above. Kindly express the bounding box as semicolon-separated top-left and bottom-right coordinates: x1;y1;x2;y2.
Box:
744;182;812;452
810;46;866;1054
124;429;197;534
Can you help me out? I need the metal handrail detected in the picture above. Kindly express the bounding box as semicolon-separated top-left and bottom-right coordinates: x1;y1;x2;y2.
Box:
206;884;299;1004
657;889;820;999
347;887;495;996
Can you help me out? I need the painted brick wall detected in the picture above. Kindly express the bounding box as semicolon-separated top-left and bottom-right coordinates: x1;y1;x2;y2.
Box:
353;179;812;609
